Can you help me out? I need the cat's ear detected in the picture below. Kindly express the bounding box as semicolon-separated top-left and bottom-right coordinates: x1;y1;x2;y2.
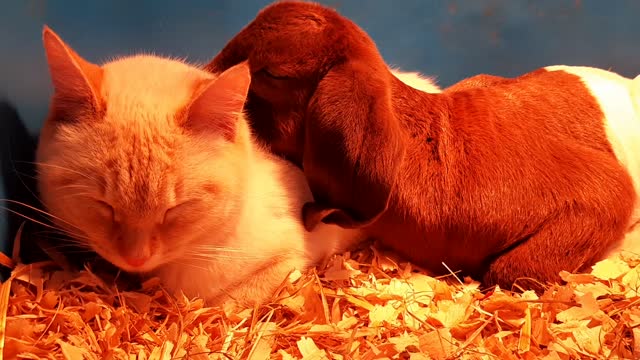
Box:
185;61;251;141
42;25;104;116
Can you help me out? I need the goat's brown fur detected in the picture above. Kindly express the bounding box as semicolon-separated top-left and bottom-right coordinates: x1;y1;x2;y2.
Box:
206;1;637;291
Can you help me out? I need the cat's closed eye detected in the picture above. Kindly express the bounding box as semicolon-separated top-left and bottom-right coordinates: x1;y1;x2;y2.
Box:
95;200;115;222
162;199;200;225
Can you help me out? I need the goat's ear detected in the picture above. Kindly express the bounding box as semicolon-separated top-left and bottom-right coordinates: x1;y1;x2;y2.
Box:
302;60;405;230
204;23;252;74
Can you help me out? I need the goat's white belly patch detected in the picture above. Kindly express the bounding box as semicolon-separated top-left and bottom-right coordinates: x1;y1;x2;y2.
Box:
545;66;640;259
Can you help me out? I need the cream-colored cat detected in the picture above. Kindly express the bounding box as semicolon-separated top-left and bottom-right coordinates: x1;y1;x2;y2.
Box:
36;26;363;306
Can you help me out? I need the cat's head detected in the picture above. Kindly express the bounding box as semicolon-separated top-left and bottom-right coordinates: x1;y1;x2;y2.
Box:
37;26;253;273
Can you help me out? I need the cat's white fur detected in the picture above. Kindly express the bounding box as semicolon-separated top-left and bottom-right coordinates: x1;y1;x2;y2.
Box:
38;27;363;306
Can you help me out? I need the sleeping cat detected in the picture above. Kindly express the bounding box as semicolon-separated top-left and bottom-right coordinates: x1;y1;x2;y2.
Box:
36;26;364;306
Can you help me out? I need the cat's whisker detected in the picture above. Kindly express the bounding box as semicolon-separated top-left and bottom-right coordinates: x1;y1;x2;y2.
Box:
49;246;91;253
44;245;91;252
34;229;80;237
35;233;82;242
183;253;277;261
31;223;90;244
193;254;275;261
45;230;91;243
43;245;94;254
57;251;96;256
0;205;78;236
8;163;49;208
190;223;209;235
189;245;302;257
168;260;211;272
35;235;89;245
9;169;38;181
189;244;298;254
32;223;84;234
55;184;94;192
35;233;91;245
190;246;253;253
185;247;257;255
0;199;84;232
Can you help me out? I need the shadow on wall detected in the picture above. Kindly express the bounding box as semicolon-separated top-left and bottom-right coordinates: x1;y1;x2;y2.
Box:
0;0;639;266
0;100;43;279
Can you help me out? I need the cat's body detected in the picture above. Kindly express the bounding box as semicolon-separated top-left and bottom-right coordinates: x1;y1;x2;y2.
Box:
36;27;362;305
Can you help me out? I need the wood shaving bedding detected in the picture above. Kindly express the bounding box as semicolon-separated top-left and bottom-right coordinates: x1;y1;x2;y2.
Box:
1;232;639;359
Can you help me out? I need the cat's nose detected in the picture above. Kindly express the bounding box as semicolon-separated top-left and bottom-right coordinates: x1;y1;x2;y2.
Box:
123;255;150;268
116;230;154;268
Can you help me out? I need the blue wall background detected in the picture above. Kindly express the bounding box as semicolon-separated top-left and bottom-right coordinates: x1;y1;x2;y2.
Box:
1;0;639;255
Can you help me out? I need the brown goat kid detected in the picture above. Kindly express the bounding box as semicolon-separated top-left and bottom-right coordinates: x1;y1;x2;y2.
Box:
206;1;640;291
